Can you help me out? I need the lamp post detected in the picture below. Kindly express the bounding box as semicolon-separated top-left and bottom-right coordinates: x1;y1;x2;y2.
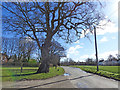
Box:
94;26;99;71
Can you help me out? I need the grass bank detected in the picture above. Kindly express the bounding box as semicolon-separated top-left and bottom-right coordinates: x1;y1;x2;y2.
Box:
70;65;120;81
1;67;64;82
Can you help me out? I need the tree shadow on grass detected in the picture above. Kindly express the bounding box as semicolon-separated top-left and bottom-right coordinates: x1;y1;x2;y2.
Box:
0;72;37;77
13;72;37;77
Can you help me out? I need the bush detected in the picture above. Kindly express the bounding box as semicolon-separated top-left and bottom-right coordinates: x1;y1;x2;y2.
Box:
3;59;39;67
27;59;39;67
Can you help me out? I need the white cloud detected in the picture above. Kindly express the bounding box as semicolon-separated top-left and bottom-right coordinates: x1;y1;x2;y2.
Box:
98;50;118;60
100;37;108;42
80;30;85;38
108;0;118;18
80;29;90;38
111;37;116;39
79;18;118;40
67;45;83;57
80;43;84;45
68;45;83;53
80;55;89;59
96;20;118;35
65;50;118;62
75;45;83;49
80;20;117;39
74;40;79;44
90;50;118;60
79;50;118;61
79;53;95;60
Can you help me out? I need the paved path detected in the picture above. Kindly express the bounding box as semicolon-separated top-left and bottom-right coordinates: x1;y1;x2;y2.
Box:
2;66;119;89
62;66;118;88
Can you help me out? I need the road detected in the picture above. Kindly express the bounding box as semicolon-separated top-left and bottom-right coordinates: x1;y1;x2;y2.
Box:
62;66;118;88
2;66;119;89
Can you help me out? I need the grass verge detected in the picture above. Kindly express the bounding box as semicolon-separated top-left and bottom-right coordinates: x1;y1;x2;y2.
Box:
70;65;120;81
1;67;65;82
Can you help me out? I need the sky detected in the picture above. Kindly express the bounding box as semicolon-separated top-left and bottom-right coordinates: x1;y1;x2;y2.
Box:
61;0;119;62
1;1;119;62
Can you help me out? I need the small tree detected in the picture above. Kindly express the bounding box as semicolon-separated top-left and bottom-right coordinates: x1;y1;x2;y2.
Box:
2;37;19;61
107;55;114;61
69;58;75;65
116;54;120;61
19;37;36;72
49;39;66;66
86;58;95;65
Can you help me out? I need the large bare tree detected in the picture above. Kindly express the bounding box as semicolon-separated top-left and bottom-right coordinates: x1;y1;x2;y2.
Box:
2;1;105;73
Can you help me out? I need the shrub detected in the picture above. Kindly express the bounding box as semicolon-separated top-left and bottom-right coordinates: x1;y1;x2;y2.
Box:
27;59;39;67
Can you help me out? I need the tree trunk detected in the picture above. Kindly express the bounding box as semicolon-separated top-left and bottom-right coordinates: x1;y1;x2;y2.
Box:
36;36;52;73
36;59;49;73
21;62;23;73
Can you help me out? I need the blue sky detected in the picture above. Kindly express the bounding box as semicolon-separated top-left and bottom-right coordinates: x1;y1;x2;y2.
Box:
1;1;119;62
61;0;119;62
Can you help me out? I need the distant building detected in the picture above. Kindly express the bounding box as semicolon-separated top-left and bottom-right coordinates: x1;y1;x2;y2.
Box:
118;60;120;65
0;53;8;65
102;59;118;66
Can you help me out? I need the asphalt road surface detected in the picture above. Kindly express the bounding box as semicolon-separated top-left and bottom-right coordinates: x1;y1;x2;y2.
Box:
2;66;119;89
62;66;119;88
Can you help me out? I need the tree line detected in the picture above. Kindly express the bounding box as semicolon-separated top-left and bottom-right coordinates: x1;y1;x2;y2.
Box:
61;54;120;66
1;37;66;70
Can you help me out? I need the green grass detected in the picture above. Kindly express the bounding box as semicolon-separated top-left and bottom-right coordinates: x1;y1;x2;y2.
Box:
1;67;64;82
70;65;120;80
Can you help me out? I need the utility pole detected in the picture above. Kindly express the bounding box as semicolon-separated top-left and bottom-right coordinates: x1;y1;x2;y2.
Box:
94;26;99;71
